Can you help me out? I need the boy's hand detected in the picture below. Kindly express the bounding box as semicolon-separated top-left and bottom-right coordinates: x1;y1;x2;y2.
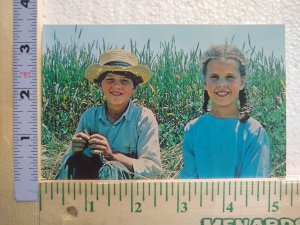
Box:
89;134;113;159
71;132;90;153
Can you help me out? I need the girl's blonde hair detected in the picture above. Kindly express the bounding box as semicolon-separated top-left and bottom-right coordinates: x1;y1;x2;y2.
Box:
201;44;252;122
202;44;246;77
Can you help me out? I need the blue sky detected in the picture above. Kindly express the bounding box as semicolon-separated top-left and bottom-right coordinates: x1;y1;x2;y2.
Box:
43;25;285;60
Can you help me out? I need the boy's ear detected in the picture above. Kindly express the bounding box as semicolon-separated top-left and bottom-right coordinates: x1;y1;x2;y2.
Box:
97;82;103;90
132;87;137;93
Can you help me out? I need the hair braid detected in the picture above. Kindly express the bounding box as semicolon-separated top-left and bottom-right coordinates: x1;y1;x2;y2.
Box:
239;88;252;122
202;90;210;114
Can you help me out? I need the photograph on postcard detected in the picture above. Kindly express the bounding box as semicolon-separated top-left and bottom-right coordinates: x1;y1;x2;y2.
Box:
41;25;285;180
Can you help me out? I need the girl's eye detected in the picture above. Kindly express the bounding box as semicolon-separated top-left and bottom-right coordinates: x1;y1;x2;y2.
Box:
210;75;218;79
226;75;236;80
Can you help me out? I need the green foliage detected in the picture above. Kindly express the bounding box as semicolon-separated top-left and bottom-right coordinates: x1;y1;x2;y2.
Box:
42;29;286;178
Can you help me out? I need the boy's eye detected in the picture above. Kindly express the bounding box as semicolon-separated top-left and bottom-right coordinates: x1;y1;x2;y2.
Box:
103;77;132;86
120;79;130;84
104;78;115;83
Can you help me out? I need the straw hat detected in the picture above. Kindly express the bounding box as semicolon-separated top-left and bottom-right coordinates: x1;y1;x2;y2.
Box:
85;49;151;85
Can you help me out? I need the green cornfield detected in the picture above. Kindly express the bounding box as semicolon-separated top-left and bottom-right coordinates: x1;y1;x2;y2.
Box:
41;30;286;179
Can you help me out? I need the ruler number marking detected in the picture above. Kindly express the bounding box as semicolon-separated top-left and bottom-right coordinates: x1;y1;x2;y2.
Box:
20;90;30;99
20;44;30;53
226;202;234;213
134;202;142;213
179;202;188;213
21;0;30;8
271;201;279;212
89;201;95;212
20;136;30;140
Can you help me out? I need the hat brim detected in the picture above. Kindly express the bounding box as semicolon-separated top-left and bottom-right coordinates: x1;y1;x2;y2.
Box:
85;64;151;85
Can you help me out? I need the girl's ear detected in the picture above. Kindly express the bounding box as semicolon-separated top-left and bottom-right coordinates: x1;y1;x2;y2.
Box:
202;76;207;90
240;77;246;90
204;80;207;90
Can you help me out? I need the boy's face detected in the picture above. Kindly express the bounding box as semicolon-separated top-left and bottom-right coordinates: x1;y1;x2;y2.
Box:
98;72;136;107
204;57;245;113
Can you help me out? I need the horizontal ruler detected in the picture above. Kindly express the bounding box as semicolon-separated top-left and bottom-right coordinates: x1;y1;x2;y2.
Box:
39;179;300;225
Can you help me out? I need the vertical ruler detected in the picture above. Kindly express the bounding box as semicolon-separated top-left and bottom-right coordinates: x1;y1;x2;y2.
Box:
13;0;38;201
39;179;300;225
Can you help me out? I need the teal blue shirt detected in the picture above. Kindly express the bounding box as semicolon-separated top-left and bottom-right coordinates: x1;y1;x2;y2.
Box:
179;113;270;179
73;100;162;178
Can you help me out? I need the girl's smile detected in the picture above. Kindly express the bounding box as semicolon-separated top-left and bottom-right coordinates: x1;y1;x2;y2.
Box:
215;91;230;97
205;57;245;117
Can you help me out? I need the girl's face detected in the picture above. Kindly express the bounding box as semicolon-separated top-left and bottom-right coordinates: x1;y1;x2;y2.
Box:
99;72;136;108
204;57;245;116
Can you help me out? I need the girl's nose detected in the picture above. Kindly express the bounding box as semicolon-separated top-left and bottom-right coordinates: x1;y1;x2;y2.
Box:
217;78;227;87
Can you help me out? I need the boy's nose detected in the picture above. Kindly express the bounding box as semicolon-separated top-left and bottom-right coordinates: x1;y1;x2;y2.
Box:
112;79;122;86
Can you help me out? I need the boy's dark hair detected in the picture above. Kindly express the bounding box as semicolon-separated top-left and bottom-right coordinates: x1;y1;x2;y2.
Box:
96;71;143;88
201;45;252;122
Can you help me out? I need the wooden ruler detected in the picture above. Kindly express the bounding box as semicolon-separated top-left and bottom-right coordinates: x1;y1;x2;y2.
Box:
39;179;300;225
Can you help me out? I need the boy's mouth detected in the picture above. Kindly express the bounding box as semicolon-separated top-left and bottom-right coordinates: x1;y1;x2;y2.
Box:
111;91;123;96
215;91;230;97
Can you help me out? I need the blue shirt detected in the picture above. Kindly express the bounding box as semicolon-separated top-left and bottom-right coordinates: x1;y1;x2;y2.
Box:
179;113;270;179
70;100;162;178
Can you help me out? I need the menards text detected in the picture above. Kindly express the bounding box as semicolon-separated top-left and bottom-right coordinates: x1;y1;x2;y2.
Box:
201;218;300;225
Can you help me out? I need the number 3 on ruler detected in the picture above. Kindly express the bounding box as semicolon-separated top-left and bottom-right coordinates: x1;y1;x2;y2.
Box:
179;202;188;213
20;44;30;53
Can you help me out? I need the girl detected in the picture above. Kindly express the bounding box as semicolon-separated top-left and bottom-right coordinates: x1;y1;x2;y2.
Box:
179;45;270;179
56;49;162;180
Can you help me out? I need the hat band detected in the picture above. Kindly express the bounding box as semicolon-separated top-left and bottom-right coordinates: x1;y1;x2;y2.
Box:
104;61;132;67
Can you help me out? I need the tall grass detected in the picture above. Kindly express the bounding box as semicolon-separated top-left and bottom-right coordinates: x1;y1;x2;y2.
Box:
42;29;285;179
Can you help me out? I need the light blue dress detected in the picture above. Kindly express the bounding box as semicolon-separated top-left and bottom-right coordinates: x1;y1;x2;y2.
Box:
179;113;270;179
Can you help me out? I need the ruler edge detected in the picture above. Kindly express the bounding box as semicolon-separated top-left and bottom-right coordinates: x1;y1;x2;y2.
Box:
38;178;300;222
12;0;43;201
9;0;300;213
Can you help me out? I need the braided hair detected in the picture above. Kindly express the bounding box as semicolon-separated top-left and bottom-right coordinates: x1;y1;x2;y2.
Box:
201;45;252;122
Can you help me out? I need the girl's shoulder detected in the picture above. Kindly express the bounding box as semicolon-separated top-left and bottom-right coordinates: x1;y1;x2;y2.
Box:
184;114;210;131
243;116;268;136
245;116;265;129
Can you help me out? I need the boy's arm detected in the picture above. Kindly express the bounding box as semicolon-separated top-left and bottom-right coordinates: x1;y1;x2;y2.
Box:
130;108;162;178
88;133;135;172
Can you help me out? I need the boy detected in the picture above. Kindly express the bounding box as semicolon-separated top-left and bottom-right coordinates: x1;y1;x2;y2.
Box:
56;49;162;180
